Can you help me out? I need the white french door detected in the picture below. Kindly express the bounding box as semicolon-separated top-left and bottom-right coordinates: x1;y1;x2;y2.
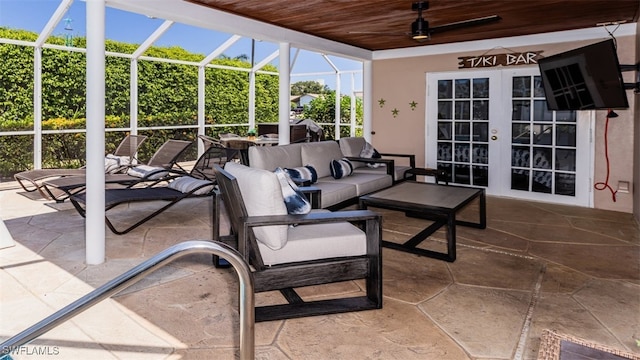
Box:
426;68;592;206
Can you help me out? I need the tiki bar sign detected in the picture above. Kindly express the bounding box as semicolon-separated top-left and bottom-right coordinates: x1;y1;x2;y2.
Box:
458;51;543;69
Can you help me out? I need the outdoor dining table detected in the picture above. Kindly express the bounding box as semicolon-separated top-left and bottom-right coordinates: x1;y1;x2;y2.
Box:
220;136;279;165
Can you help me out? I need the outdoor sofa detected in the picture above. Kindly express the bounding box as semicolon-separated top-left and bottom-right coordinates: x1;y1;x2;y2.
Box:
247;138;415;209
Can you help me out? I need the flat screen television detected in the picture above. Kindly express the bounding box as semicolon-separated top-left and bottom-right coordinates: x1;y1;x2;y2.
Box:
537;39;629;111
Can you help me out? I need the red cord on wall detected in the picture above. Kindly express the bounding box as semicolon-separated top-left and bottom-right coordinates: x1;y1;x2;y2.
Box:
593;109;617;202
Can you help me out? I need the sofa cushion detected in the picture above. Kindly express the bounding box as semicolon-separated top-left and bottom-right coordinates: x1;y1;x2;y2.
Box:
283;165;318;184
300;141;344;178
258;219;366;265
312;180;358;208
274;167;311;215
330;158;354;179
339;137;366;157
339;137;367;169
224;162;288;250
248;143;305;171
319;172;392;197
360;141;383;168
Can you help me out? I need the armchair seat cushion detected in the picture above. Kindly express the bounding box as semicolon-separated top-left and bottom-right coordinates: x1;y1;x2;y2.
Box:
258;221;367;266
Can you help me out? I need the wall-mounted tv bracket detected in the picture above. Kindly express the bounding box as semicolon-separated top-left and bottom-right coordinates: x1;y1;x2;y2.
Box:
620;63;639;93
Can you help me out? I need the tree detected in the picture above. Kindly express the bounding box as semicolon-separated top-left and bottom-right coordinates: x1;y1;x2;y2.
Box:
302;91;363;139
291;80;330;95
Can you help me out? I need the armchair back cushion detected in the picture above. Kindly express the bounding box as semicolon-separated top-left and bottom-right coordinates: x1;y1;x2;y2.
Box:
300;141;345;178
224;162;288;250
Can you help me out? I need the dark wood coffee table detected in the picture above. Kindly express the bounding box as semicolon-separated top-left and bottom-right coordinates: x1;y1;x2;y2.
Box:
359;181;486;262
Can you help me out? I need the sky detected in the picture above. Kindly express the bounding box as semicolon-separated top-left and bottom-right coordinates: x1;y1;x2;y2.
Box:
0;0;363;94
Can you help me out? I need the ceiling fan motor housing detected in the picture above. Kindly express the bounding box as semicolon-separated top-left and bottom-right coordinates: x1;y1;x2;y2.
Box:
412;18;430;39
412;1;430;39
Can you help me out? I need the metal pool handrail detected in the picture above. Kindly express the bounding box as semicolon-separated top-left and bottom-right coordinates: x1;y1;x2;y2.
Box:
0;240;255;360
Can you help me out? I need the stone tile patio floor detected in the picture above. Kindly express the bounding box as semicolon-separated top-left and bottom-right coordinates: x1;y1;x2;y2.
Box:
0;183;638;359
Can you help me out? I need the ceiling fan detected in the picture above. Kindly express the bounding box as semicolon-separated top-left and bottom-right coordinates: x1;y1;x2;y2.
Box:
350;1;501;42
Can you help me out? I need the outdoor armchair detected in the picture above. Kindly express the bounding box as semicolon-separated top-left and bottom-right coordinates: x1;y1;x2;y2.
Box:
213;162;383;322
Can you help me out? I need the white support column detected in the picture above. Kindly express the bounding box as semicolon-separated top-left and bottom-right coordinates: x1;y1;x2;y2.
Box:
350;72;356;137
33;47;42;169
248;70;256;132
197;65;206;155
278;42;291;145
363;60;373;143
85;0;106;265
334;72;341;139
130;59;138;136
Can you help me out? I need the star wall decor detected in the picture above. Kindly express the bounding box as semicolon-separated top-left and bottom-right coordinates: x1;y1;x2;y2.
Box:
410;101;418;110
378;98;386;108
391;108;399;117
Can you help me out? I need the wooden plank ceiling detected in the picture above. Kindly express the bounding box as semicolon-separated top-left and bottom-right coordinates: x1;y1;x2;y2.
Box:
187;0;639;51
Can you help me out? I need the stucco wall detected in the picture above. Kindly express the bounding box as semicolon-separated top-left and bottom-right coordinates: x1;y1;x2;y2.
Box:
635;20;640;223
372;35;637;213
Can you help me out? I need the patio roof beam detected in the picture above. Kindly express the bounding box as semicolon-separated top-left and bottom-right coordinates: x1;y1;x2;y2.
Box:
290;48;300;74
252;49;279;72
321;54;339;73
199;34;242;66
132;20;174;59
36;0;74;47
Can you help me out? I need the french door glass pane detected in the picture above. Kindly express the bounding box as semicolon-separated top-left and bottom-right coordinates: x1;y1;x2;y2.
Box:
438;80;453;98
473;100;489;120
438;101;452;119
455;79;470;98
473;78;490;97
455;101;470;119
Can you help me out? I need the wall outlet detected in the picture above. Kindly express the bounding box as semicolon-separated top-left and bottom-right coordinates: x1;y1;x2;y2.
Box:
617;181;630;193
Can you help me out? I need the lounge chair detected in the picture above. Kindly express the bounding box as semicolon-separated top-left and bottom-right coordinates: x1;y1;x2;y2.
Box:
198;134;244;164
69;143;226;235
41;139;193;203
14;134;148;200
213;162;383;322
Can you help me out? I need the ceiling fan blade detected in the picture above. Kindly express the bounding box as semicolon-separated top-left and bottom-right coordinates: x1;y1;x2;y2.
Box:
347;31;408;36
429;15;501;34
